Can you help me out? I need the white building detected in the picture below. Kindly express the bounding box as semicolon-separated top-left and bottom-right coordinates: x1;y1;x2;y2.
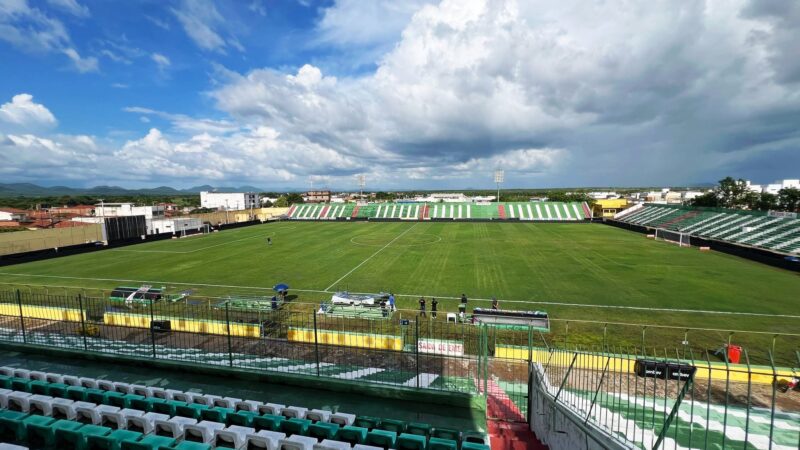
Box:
95;203;165;219
200;192;260;210
0;209;27;222
681;191;704;201
588;191;619;200
149;218;203;235
746;179;799;195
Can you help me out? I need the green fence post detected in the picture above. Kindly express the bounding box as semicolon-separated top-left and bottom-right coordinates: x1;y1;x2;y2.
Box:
148;298;157;359
78;293;88;351
313;311;320;377
225;302;233;368
16;289;26;343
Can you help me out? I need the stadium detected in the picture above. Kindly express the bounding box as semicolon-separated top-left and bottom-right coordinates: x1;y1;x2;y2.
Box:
0;198;798;450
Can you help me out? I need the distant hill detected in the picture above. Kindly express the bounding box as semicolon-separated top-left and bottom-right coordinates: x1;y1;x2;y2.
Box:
0;183;267;197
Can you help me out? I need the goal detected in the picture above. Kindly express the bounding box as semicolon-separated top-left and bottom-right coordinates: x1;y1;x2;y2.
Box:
655;228;691;247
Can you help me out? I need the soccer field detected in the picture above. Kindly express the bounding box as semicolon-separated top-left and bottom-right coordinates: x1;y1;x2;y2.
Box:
0;221;798;353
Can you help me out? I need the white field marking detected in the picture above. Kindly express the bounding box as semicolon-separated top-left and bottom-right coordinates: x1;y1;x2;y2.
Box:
110;230;279;254
324;222;419;291
349;234;441;247
3;272;800;323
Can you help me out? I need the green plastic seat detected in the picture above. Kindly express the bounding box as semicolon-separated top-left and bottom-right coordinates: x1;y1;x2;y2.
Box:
166;441;212;450
461;443;490;450
10;377;32;392
110;394;145;409
429;437;458;450
176;402;209;420
120;434;176;450
431;427;460;442
67;386;89;401
462;431;489;445
227;410;260;427
130;397;166;412
354;415;381;429
397;433;428;450
366;429;397;448
308;421;339;440
282;417;311;436
0;374;12;388
30;379;51;395
253;414;284;431
58;423;113;450
86;388;109;404
47;382;72;398
27;417;78;448
336;425;368;445
200;406;234;423
100;391;126;406
406;422;431;437
87;429;143;450
0;410;32;443
153;399;187;416
378;418;406;434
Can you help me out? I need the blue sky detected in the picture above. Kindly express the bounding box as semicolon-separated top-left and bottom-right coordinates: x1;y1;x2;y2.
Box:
1;0;799;190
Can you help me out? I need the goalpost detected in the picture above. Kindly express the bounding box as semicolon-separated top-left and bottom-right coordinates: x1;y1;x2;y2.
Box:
655;228;691;247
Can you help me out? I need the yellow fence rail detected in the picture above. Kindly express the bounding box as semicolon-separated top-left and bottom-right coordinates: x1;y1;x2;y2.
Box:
288;327;404;351
103;312;260;338
0;303;85;322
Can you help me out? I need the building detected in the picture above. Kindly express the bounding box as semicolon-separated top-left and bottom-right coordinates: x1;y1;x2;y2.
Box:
0;208;28;222
95;203;165;220
51;205;95;216
588;191;619;200
148;218;203;235
200;192;260;210
304;190;331;203
593;198;628;218
746;179;799;195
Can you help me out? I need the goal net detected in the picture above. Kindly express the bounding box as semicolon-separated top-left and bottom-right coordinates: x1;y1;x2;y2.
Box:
655;228;691;247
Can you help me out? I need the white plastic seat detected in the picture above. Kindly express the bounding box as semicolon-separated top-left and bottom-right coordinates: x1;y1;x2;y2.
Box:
53;400;93;420
113;382;133;394
183;420;225;443
126;412;169;434
154;415;197;438
305;409;331;423
215;424;253;449
12;369;30;379
7;392;33;412
314;439;352;450
213;396;241;409
247;430;286;450
0;367;14;377
353;445;382;450
62;375;81;386
79;377;98;389
235;399;262;412
101;408;144;429
281;406;308;419
45;373;64;384
280;434;317;450
172;391;202;404
151;388;182;400
330;413;355;427
192;394;221;406
0;388;13;408
97;380;116;392
258;403;285;416
0;443;30;450
29;371;47;382
131;385;153;397
77;404;119;424
28;395;58;415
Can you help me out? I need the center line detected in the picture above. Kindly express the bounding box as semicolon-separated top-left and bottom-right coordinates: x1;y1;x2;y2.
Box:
324;223;419;291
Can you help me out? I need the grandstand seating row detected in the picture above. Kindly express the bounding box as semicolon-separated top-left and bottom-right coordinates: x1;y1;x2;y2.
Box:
616;204;800;254
0;367;489;450
286;202;590;221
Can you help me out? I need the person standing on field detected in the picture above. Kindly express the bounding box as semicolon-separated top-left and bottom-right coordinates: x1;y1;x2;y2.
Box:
431;297;438;318
492;296;499;310
419;297;426;317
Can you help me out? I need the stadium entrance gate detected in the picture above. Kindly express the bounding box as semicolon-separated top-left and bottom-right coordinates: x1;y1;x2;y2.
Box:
480;326;535;423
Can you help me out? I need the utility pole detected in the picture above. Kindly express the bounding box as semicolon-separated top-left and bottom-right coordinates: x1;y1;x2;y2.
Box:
494;170;504;202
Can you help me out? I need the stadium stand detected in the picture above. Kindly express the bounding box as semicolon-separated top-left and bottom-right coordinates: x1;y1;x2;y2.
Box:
287;202;591;221
0;366;490;450
614;204;800;254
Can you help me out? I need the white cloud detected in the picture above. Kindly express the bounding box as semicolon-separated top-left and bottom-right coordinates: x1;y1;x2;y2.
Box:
46;0;89;18
248;1;266;17
151;52;171;69
172;0;230;53
62;47;98;72
0;94;57;128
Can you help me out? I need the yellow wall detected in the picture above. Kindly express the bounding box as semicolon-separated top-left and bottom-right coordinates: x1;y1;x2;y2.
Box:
0;303;86;322
235;207;289;222
288;327;403;351
104;312;260;338
593;199;629;218
496;345;796;385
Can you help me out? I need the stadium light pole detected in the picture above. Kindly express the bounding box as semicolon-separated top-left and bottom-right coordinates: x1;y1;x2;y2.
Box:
358;174;366;202
494;170;504;202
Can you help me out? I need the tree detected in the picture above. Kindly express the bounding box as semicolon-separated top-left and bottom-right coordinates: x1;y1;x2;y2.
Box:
274;196;288;207
747;192;778;211
285;193;304;204
262;200;274;208
690;192;719;207
715;177;749;208
778;187;800;212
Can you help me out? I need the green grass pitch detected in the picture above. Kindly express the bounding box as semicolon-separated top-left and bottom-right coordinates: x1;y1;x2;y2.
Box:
0;221;798;359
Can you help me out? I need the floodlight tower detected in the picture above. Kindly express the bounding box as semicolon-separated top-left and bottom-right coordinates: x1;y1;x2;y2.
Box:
357;174;366;201
494;170;504;202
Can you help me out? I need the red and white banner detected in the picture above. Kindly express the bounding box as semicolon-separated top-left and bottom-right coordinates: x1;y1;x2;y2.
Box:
418;339;464;356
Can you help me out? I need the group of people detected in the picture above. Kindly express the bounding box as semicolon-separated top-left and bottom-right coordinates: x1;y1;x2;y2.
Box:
415;293;499;318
